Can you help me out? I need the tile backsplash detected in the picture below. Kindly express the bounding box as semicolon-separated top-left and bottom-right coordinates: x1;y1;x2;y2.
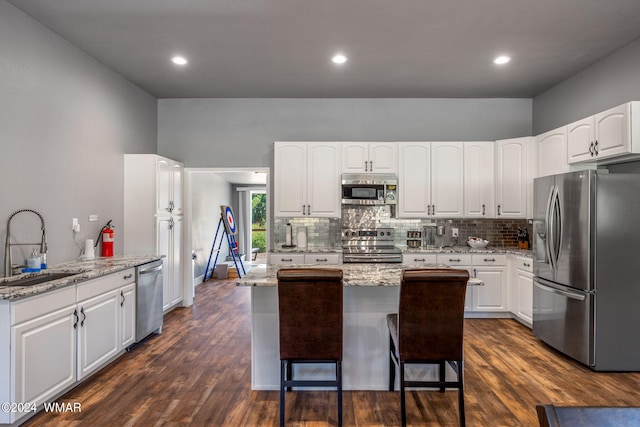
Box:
273;206;530;249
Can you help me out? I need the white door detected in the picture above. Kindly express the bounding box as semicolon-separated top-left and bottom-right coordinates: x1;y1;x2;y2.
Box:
120;283;137;350
12;305;77;419
156;156;172;214
77;290;120;380
368;143;397;173
307;142;341;217
274;142;306;216
398;142;430;217
342;142;369;173
431;142;464;217
537;126;569;177
464;141;495;217
171;216;184;306
567;117;595;164
595;103;630;160
495;138;529;218
472;267;507;312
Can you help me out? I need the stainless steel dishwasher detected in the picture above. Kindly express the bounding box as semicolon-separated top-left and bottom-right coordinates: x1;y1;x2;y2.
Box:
135;259;163;342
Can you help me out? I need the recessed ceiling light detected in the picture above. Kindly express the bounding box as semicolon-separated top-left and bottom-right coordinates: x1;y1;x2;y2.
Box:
331;54;348;65
493;55;511;65
171;56;188;66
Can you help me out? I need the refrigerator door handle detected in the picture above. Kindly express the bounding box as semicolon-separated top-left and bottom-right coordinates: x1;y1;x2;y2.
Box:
534;280;586;301
545;186;556;271
552;186;563;267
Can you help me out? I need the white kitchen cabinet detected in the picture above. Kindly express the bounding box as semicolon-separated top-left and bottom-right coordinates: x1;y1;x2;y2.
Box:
512;255;533;326
268;253;305;265
463;141;495;217
125;154;184;312
342;142;397;173
436;254;473;311
274;142;341;217
268;252;340;265
568;102;640;164
397;142;464;218
9;287;77;423
495;137;534;218
402;253;438;265
537;126;569;177
303;253;341;264
471;255;509;312
119;283;137;350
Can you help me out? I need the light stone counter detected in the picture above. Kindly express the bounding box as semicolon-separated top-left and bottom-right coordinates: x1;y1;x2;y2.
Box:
238;263;483;287
0;255;162;300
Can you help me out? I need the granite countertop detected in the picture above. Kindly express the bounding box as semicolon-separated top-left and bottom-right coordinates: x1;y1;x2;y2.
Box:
0;255;162;300
237;263;484;287
402;246;533;257
270;247;342;253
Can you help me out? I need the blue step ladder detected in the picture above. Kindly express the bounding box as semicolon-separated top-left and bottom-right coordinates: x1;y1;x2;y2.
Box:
204;206;246;280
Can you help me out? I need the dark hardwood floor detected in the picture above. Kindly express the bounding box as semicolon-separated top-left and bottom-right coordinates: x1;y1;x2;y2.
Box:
24;279;640;426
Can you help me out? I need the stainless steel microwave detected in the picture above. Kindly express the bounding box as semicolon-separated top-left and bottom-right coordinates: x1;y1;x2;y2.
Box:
341;173;397;205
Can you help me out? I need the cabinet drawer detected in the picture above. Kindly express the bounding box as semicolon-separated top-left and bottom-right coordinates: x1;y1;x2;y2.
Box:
269;253;305;265
77;268;135;302
304;253;341;264
436;254;472;266
471;254;508;266
402;253;438;265
514;255;533;272
11;285;77;325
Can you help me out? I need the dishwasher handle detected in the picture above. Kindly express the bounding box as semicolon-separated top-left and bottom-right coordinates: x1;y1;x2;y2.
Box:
139;264;163;274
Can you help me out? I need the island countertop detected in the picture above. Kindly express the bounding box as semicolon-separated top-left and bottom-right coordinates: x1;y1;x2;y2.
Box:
237;263;484;287
0;255;162;300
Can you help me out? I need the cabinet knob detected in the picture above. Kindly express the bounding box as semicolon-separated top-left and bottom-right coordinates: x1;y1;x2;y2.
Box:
449;258;461;263
123;274;133;280
482;204;486;216
497;205;501;216
484;258;496;262
121;291;125;307
316;258;328;262
282;258;293;262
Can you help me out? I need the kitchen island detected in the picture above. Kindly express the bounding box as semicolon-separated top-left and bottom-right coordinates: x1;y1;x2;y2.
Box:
238;263;482;391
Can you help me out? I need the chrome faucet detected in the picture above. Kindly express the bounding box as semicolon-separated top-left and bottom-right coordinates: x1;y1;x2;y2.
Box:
4;209;47;277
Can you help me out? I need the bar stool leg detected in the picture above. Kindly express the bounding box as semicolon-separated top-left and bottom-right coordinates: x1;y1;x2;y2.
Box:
280;360;286;427
400;361;407;427
337;361;343;427
439;361;446;392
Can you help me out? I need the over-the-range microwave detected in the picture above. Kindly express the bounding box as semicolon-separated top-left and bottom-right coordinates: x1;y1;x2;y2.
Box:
341;173;397;205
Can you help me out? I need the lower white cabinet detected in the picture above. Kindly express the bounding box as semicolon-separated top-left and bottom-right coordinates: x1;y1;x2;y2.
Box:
268;252;341;265
470;255;509;312
3;269;137;424
512;255;533;326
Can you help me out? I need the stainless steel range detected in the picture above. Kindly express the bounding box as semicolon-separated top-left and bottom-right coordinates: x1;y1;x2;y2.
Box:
342;227;402;263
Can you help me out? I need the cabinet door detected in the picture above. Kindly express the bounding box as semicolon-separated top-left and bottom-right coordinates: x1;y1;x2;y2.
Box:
11;305;77;420
537;126;569;177
398;142;430;217
342;142;369;173
274;142;306;216
77;290;120;380
402;253;438;265
495;138;530;218
595;103;631;160
157;217;172;310
472;267;507;312
170;160;184;216
170;216;184;306
369;143;397;173
516;270;533;324
119;283;137;350
156;156;172;214
431;142;464;217
567;117;595;164
268;253;305;264
303;253;341;264
464;141;495;217
307;142;341;217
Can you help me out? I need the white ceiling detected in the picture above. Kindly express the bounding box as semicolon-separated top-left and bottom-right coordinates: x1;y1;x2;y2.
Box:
8;0;640;99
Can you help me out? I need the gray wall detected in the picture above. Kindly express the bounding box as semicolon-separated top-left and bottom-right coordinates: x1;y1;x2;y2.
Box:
189;172;233;279
158;98;533;168
0;2;157;274
533;37;640;134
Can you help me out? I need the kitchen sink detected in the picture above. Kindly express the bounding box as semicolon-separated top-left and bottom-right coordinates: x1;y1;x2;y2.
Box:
2;272;77;287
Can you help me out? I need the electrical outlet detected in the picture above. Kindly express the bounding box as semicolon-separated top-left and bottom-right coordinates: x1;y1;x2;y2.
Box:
72;218;80;233
451;227;459;238
88;214;98;222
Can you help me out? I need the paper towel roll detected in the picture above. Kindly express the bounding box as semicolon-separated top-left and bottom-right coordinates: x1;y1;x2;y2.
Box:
296;227;307;250
285;223;292;246
85;239;95;260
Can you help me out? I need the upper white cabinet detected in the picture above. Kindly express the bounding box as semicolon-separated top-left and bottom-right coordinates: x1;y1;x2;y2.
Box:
274;141;341;217
342;142;397;173
568;102;640;164
124;154;184;311
463;141;495;217
537;126;569;177
495;137;534;218
398;142;464;218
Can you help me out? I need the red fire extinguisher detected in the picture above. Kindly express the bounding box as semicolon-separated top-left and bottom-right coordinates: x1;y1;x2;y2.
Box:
101;221;114;257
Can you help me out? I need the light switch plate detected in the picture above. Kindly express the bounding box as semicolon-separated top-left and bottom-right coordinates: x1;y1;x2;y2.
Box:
88;214;98;222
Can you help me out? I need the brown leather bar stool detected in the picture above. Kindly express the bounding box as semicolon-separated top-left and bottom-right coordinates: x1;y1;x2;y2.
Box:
277;268;344;427
387;268;469;427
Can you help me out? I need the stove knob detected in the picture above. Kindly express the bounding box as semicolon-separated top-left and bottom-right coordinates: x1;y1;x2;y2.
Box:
387;232;391;236
351;231;357;237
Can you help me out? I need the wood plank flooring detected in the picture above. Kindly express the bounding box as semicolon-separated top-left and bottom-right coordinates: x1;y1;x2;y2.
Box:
23;279;640;426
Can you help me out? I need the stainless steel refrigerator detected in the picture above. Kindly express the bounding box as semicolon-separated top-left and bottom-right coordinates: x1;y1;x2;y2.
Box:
533;169;640;371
